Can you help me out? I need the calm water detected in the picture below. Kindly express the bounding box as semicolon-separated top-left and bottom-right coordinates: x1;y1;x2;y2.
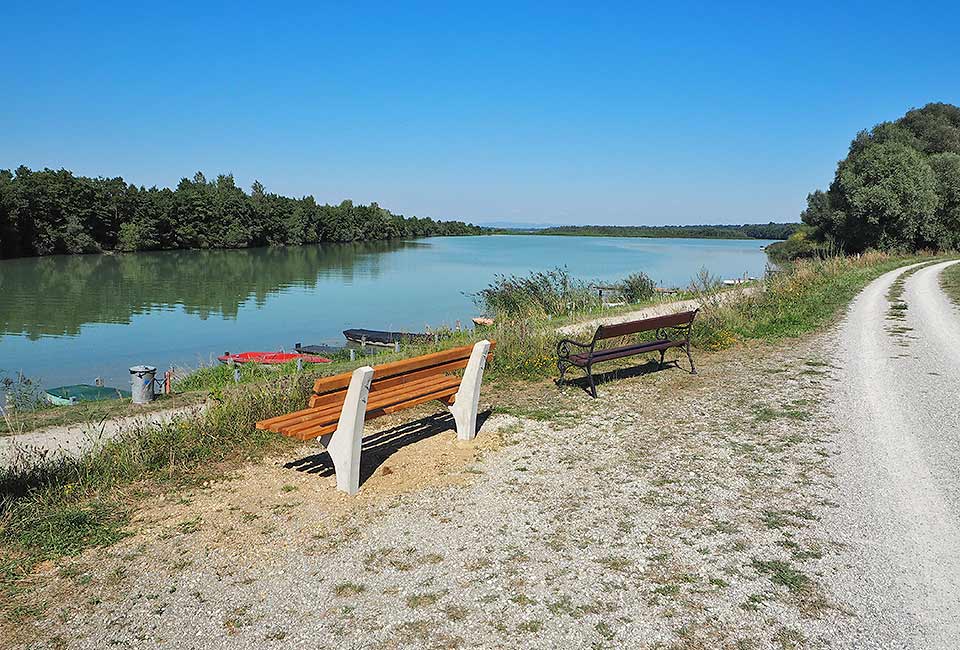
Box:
0;235;773;389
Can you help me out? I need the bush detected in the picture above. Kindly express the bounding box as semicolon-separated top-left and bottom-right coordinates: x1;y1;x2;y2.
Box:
619;272;656;303
474;268;597;318
765;230;830;261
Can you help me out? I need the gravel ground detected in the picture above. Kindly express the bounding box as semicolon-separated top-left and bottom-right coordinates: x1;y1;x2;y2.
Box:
815;260;960;649
8;337;846;650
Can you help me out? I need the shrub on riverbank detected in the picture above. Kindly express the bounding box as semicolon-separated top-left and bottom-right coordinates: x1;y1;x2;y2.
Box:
474;268;597;318
618;272;656;303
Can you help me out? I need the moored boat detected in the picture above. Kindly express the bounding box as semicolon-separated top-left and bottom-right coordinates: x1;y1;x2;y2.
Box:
342;328;434;347
44;384;132;406
217;351;332;365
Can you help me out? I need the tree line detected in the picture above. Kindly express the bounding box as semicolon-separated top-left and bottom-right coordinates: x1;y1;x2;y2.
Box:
797;102;960;254
0;167;483;259
501;223;798;240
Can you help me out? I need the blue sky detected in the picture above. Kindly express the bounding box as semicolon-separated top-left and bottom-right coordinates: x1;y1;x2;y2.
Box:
3;1;958;225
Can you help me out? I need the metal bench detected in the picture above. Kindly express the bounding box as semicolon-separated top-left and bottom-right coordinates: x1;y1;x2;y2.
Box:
257;340;494;495
557;310;698;398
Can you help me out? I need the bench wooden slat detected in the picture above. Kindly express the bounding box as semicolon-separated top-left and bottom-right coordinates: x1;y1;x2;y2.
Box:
284;421;338;441
595;310;697;340
382;386;460;414
279;375;463;437
306;352;494;408
311;344;477;395
281;380;459;441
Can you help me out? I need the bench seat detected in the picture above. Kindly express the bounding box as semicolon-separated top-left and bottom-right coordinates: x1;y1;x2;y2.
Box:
256;340;494;495
257;374;463;440
566;339;680;366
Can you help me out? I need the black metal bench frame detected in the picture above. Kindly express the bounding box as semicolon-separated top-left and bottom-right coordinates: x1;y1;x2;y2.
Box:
557;309;698;398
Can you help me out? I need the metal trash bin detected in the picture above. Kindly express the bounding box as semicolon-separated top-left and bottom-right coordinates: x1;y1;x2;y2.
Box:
130;365;157;404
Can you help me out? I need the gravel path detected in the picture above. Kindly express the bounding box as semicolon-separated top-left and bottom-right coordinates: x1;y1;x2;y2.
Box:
0;404;206;469
819;260;960;649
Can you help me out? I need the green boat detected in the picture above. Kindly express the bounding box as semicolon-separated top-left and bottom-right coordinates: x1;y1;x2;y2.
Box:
44;384;131;406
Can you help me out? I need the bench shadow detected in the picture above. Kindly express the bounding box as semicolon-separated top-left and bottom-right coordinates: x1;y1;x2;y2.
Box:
283;410;492;487
559;358;684;396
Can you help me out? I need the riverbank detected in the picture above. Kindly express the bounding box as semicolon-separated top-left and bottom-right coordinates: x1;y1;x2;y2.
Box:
0;251;951;646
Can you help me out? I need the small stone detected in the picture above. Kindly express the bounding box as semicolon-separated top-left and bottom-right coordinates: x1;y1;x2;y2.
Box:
380;466;394;476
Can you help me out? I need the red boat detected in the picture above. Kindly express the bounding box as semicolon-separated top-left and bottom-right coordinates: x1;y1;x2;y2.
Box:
217;351;332;365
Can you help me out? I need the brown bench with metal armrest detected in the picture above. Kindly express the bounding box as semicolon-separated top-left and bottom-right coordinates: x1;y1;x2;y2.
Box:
556;310;698;398
257;340;494;494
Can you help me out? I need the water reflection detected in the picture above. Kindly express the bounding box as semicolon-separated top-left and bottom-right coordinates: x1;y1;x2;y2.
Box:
0;240;425;340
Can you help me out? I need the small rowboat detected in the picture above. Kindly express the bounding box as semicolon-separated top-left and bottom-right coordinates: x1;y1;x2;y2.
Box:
342;328;434;347
294;343;342;356
217;351;332;365
45;384;131;406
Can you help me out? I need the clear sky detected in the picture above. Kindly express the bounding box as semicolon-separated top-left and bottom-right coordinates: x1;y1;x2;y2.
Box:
3;2;958;226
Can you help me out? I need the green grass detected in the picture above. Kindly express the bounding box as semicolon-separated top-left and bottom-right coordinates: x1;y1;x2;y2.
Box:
692;252;946;349
751;559;810;594
941;260;960;306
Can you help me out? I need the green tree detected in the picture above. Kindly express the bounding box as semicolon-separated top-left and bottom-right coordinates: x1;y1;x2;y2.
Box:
830;142;938;251
800;103;960;254
929;152;960;249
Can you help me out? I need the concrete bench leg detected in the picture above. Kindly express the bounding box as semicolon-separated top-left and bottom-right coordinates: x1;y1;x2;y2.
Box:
448;340;490;441
319;366;374;495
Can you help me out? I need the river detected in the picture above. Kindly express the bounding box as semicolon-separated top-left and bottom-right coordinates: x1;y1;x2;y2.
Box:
0;235;774;390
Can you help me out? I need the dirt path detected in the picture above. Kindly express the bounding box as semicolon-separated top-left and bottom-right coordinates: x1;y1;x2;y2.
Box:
0;404;206;469
820;260;960;649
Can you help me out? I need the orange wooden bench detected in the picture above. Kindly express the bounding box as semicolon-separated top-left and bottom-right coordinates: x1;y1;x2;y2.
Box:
256;340;494;494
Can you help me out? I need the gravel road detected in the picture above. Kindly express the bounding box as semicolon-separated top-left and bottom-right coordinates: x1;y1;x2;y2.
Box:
822;260;960;648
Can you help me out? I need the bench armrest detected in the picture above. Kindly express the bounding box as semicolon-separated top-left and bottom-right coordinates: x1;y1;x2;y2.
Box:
557;337;593;359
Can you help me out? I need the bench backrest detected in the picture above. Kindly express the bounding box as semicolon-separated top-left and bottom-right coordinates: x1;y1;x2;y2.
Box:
594;309;698;341
308;342;497;408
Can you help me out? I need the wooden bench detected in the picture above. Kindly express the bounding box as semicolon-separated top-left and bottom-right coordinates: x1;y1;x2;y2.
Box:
256;340;494;495
556;310;698;398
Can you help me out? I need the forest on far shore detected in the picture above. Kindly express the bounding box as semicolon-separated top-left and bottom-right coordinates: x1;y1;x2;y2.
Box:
0;167;482;259
500;223;798;240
